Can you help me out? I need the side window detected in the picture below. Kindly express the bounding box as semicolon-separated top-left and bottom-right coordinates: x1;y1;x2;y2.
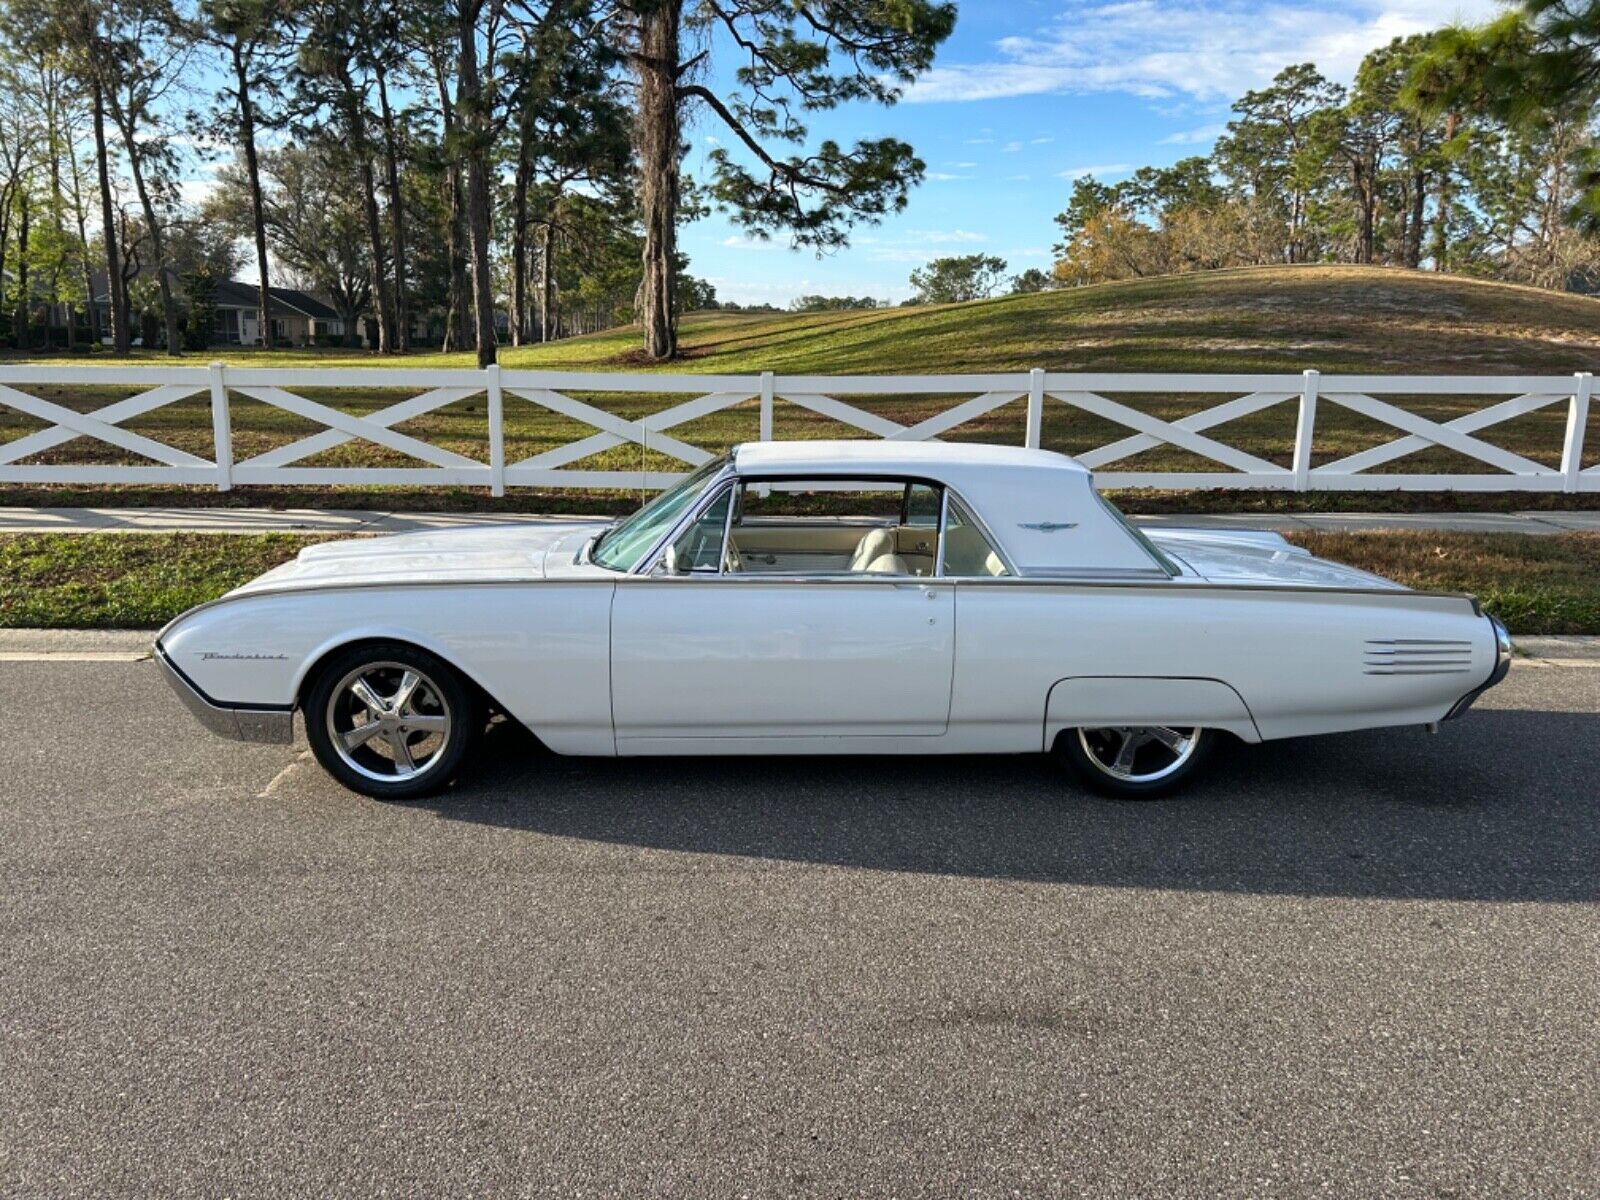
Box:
904;483;941;530
942;496;1010;577
666;486;732;573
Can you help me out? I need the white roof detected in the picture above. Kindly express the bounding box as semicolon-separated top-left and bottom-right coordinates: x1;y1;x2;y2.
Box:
732;440;1089;476
729;440;1161;576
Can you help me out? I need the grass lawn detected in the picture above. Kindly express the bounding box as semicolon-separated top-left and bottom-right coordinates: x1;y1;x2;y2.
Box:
3;265;1599;514
3;528;1596;634
0;533;345;629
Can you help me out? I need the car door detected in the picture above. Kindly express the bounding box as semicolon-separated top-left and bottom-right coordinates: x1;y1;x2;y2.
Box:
609;482;956;744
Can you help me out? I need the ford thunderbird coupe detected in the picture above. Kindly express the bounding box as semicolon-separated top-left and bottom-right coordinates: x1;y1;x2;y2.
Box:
157;441;1511;799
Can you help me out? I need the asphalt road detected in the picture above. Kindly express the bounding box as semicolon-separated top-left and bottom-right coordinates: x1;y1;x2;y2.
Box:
1;656;1596;1198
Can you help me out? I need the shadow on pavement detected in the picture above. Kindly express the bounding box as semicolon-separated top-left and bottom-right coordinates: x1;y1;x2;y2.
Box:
418;710;1599;903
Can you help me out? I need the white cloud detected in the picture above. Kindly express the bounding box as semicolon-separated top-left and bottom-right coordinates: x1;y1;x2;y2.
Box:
1161;123;1228;145
914;229;988;243
1031;136;1055;145
705;135;721;146
1057;162;1133;179
1005;174;1033;181
721;233;777;250
1001;140;1023;152
926;171;972;181
965;136;995;144
945;160;979;168
905;0;1503;103
178;177;219;209
867;247;940;263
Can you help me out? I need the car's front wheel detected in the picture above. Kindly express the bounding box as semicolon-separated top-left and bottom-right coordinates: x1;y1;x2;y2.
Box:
1056;725;1213;799
305;643;477;800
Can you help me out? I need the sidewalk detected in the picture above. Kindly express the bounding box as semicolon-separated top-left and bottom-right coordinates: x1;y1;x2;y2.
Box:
2;505;1599;536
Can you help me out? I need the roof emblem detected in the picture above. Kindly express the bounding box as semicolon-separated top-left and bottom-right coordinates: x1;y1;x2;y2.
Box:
1018;520;1078;532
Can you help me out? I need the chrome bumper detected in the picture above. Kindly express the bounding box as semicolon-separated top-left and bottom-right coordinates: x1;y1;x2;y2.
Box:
1444;616;1513;721
155;643;295;744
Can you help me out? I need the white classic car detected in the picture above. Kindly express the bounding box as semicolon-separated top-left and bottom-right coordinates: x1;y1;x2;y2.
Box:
157;441;1510;799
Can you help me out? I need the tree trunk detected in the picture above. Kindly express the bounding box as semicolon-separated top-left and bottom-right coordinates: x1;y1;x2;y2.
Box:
1406;168;1426;269
634;0;681;360
91;81;129;354
1431;112;1458;273
510;133;531;345
116;121;180;355
540;219;556;342
64;118;99;344
458;2;498;367
433;56;473;354
375;67;410;352
45;87;71;352
337;67;395;354
234;44;274;351
1353;158;1375;265
13;192;29;351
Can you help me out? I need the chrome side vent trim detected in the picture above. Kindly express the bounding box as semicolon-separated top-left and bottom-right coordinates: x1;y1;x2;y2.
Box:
1364;638;1473;676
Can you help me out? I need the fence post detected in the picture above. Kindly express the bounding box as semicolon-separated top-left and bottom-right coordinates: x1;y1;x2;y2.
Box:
1025;368;1044;449
1292;368;1320;491
208;360;233;492
486;361;505;497
1561;371;1592;494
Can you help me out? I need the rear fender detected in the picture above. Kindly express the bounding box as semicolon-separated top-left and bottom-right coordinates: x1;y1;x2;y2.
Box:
1044;676;1262;750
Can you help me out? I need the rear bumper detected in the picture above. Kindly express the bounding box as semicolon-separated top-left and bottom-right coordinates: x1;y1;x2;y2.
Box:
1444;616;1513;721
155;642;295;744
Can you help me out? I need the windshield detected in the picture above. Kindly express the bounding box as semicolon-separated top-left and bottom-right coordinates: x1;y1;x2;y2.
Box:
591;457;728;572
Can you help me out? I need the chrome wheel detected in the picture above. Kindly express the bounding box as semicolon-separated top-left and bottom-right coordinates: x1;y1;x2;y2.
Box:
325;661;453;783
1076;726;1200;784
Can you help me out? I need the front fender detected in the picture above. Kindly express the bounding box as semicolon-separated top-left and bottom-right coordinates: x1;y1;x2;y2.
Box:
158;581;617;756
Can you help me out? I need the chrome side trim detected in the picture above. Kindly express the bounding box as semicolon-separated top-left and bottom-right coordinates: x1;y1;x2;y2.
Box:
155;643;295;744
165;574;1486;609
1444;617;1513;720
1363;637;1473;676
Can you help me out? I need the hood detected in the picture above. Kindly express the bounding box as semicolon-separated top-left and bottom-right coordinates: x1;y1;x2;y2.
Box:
232;521;605;595
1147;527;1405;590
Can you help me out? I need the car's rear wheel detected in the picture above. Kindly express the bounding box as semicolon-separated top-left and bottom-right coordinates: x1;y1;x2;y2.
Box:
1056;725;1212;799
305;643;477;800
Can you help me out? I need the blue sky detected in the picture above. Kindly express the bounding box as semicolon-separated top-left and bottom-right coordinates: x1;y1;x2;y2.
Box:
685;0;1503;307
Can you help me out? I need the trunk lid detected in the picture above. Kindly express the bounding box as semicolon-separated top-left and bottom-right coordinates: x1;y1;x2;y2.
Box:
1145;527;1405;590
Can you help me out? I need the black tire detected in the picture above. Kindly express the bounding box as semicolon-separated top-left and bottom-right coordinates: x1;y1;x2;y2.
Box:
1054;726;1214;800
304;641;478;800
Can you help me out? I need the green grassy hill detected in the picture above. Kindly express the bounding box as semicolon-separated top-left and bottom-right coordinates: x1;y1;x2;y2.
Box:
20;263;1600;376
512;264;1600;377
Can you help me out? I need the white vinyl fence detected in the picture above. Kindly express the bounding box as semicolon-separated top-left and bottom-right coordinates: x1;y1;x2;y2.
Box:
0;364;1594;494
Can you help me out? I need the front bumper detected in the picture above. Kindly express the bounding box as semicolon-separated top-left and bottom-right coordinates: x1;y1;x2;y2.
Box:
155;642;295;744
1444;616;1513;720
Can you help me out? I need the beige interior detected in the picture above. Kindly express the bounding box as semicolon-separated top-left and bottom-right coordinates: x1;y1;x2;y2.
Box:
730;521;934;576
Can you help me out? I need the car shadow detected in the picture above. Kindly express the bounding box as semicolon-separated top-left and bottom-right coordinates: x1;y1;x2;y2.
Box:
418;710;1598;903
